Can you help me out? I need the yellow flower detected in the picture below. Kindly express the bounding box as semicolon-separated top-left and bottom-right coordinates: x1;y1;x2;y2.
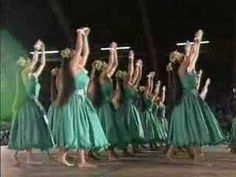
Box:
17;56;29;67
169;50;184;63
60;48;74;59
51;67;59;76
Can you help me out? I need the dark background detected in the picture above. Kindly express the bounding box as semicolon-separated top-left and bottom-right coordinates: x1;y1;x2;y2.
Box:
1;0;236;121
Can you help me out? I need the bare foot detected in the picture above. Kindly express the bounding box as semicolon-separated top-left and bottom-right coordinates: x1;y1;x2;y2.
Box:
57;156;74;167
108;154;118;161
12;154;21;167
166;153;174;162
78;162;97;168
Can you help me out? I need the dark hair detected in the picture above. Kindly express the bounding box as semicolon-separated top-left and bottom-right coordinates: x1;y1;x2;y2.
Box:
12;69;27;113
87;71;103;108
166;63;182;118
56;59;75;106
50;74;58;102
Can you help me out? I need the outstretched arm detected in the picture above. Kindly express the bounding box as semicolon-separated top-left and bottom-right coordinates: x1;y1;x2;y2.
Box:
72;29;83;66
33;42;46;77
200;78;211;100
80;27;90;67
105;42;118;78
196;69;203;90
187;30;203;71
152;80;161;101
127;50;134;84
160;86;166;103
133;60;143;88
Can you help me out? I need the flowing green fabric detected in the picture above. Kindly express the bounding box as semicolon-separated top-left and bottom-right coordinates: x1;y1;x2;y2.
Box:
156;103;168;139
118;88;144;145
97;82;129;148
48;70;109;150
8;75;54;150
168;72;225;146
141;97;166;143
231;114;236;144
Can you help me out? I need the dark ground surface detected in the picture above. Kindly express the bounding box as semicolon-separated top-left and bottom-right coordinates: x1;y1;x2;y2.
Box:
1;145;236;177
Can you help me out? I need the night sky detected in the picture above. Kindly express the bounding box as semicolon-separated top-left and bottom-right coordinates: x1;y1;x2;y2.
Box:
1;0;236;112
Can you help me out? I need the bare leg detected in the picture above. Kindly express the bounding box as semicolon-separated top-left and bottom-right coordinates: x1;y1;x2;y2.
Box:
12;151;21;167
26;149;42;165
78;150;97;168
166;145;174;161
108;149;117;161
57;149;74;166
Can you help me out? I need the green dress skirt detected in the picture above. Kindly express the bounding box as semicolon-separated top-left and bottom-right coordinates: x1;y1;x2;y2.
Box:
168;71;225;146
97;82;129;148
230;114;236;144
141;97;166;143
117;88;144;145
8;75;53;150
48;70;109;150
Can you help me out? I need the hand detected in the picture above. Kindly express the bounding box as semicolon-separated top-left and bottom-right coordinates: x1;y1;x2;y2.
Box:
185;40;191;56
110;42;117;53
194;29;203;42
198;69;203;76
128;50;134;60
206;78;211;86
150;71;155;78
82;27;91;36
162;86;166;91
136;59;143;66
34;40;43;50
156;80;161;87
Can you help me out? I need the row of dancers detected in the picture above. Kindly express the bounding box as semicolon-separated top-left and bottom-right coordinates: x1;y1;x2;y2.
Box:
8;27;236;168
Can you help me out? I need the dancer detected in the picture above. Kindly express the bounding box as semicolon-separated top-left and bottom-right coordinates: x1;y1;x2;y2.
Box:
48;27;109;168
229;88;236;153
167;30;225;162
90;42;129;160
8;40;54;166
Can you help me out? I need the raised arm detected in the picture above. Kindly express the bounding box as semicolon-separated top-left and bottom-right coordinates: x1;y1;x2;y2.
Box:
200;78;211;100
152;80;161;101
160;85;166;103
187;30;203;71
127;50;134;84
27;40;42;72
105;42;118;78
133;60;143;88
79;27;90;67
33;42;46;77
196;69;203;90
72;29;83;66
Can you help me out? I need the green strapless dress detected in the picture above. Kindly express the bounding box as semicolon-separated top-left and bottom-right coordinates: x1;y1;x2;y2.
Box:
168;72;225;146
118;88;144;144
48;70;109;150
8;75;54;150
97;82;129;148
230;114;236;144
156;103;168;138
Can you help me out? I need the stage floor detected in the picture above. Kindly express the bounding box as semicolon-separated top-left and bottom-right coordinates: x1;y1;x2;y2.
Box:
1;145;236;177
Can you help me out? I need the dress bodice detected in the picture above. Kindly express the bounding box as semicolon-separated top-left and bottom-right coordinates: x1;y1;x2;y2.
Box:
144;97;153;110
74;70;89;92
23;75;41;98
157;103;166;118
180;71;198;94
101;82;113;102
124;88;139;102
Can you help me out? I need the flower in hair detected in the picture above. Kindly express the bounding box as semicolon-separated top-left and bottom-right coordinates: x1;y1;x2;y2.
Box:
17;56;29;67
60;48;74;59
51;67;59;76
169;50;184;64
92;60;103;71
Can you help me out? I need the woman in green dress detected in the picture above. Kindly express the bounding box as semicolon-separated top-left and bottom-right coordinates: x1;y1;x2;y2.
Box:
116;51;145;153
230;114;236;153
8;40;54;165
167;30;225;162
141;73;166;148
89;42;129;160
48;28;109;168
